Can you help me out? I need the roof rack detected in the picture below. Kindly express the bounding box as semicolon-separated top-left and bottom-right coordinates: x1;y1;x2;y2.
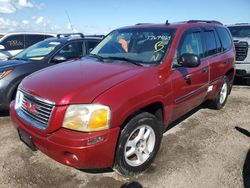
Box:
234;23;250;25
135;23;153;25
187;20;223;25
57;33;84;38
84;35;105;38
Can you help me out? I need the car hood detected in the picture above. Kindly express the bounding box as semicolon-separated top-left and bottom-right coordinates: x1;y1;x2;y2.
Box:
0;59;31;70
233;37;250;44
19;58;145;105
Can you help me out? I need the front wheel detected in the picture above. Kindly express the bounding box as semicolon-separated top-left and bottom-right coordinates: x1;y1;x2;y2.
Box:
207;76;230;110
114;112;163;176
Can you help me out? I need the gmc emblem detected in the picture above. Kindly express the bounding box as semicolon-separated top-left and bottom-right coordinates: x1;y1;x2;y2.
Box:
23;101;39;115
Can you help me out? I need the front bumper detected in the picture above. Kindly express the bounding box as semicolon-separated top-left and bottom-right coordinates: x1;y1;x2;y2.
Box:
0;79;12;111
235;62;250;78
10;101;120;169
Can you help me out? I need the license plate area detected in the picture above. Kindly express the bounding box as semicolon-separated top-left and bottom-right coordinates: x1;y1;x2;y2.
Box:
18;128;37;151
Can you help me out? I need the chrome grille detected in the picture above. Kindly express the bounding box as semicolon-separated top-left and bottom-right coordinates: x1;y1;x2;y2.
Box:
234;41;248;61
16;90;54;130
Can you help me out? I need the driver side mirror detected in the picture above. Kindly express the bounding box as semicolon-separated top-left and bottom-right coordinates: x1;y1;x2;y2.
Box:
178;53;201;68
51;55;67;63
0;44;5;50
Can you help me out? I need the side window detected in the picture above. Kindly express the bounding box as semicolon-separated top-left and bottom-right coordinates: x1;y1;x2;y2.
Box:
87;40;99;51
1;35;24;50
25;35;44;48
204;31;217;56
75;41;86;56
56;42;81;60
179;31;204;58
214;30;222;53
216;27;232;51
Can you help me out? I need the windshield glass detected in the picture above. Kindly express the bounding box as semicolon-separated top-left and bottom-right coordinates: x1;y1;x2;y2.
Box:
13;40;61;61
91;28;175;65
228;26;250;38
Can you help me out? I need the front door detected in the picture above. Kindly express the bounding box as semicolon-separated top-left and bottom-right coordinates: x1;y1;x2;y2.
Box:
171;28;209;120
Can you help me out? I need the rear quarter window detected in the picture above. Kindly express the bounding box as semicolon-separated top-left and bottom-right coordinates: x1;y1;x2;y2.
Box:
216;27;233;51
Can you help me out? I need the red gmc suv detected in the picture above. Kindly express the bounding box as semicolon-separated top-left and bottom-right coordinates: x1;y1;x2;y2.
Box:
10;20;235;175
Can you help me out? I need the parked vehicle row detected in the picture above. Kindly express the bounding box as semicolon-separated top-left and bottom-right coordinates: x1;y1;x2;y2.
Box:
9;20;235;175
0;33;102;111
0;32;56;60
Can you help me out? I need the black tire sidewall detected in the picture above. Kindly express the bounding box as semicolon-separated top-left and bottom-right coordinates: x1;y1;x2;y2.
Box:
114;112;162;176
215;76;230;109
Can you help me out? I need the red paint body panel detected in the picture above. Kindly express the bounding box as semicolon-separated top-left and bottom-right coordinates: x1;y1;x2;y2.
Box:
10;22;236;170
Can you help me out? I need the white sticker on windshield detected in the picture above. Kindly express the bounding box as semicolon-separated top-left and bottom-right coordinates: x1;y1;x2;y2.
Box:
49;42;61;46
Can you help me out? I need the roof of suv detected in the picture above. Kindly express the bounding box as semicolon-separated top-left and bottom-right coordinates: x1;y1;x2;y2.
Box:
121;20;225;30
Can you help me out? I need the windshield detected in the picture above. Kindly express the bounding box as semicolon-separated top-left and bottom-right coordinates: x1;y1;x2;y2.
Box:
91;28;175;65
228;26;250;38
13;40;61;61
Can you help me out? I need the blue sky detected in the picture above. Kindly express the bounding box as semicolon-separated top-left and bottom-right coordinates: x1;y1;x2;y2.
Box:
0;0;249;34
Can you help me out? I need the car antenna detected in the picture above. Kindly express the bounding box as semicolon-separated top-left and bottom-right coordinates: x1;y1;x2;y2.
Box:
65;10;75;32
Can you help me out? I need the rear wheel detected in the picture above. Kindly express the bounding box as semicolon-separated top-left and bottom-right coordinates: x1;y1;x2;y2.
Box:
246;79;250;86
114;112;162;176
207;76;230;110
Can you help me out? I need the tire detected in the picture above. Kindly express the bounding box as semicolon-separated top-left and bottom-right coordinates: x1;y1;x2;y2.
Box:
114;112;163;176
246;79;250;86
208;76;230;110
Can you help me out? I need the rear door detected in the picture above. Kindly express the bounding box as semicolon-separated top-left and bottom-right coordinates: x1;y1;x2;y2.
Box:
171;28;209;120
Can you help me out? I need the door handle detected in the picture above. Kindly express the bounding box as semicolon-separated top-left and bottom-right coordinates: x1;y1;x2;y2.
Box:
202;67;209;73
224;60;229;64
184;74;191;80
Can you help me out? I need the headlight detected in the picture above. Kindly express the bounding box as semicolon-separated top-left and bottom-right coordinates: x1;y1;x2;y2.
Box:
0;69;12;79
62;104;111;132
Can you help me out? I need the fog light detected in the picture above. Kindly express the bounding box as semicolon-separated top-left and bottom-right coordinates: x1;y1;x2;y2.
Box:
87;136;105;145
64;152;79;164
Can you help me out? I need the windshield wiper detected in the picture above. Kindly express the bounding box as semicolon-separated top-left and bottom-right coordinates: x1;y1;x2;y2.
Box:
11;57;27;61
104;56;144;66
88;54;104;62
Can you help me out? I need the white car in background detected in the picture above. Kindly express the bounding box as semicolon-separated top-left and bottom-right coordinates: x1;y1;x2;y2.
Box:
228;23;250;85
0;32;55;60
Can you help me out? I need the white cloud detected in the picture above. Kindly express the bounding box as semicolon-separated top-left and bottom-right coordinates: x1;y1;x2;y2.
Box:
17;0;33;9
22;20;29;24
36;16;44;24
0;0;41;14
0;0;16;14
0;16;62;33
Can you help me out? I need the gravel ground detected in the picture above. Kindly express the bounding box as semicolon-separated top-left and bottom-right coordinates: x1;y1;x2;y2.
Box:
0;86;249;188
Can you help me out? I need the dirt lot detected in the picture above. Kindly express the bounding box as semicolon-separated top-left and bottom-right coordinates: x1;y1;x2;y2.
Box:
0;86;249;188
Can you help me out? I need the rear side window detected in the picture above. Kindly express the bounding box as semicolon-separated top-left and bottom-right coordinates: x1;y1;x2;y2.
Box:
0;35;24;50
87;40;99;50
179;31;204;58
204;30;217;56
76;41;86;56
56;42;82;60
216;27;232;51
25;35;44;48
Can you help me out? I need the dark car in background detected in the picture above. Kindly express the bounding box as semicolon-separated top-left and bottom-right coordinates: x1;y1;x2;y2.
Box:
0;32;55;60
0;33;103;111
228;23;250;85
